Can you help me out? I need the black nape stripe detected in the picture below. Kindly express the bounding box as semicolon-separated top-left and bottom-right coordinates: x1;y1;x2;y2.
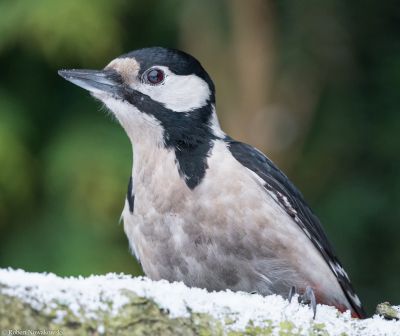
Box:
127;176;135;213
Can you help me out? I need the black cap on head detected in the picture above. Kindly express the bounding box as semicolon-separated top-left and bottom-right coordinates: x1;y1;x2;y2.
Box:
120;47;215;103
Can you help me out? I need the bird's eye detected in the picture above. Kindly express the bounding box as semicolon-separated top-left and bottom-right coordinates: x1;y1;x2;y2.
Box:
144;68;165;85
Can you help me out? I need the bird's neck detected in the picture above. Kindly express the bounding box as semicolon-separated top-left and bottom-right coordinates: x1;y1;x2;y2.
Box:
131;104;224;190
129;103;223;149
160;103;222;147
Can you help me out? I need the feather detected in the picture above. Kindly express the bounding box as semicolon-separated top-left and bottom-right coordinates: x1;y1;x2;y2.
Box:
225;136;365;318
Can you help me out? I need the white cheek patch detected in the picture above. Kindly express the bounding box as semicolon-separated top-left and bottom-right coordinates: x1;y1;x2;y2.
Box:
132;67;211;112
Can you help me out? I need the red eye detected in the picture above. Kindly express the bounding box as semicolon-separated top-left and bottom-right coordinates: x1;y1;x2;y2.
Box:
145;68;164;85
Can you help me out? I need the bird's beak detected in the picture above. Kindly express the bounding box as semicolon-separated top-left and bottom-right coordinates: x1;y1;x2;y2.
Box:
58;69;122;95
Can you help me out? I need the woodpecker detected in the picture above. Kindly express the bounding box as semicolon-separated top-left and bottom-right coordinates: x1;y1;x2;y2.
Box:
59;47;365;318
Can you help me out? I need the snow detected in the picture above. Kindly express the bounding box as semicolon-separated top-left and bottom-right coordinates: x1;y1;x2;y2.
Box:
0;268;399;335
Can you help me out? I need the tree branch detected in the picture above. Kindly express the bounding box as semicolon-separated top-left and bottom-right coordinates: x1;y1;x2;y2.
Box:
0;269;398;335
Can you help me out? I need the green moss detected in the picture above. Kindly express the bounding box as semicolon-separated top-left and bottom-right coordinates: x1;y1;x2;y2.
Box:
278;320;297;335
227;320;273;336
308;322;329;336
376;302;399;320
0;283;377;336
0;285;231;336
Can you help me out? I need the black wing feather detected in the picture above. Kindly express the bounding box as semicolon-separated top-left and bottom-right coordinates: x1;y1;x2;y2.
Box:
225;137;365;318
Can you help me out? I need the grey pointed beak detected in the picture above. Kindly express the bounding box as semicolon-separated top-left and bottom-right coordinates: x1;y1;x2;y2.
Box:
58;69;122;95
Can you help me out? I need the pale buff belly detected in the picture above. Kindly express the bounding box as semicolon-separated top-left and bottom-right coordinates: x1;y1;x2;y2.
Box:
122;140;350;308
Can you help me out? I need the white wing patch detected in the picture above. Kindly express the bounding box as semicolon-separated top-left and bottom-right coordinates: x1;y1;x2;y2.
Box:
329;260;350;282
347;291;362;308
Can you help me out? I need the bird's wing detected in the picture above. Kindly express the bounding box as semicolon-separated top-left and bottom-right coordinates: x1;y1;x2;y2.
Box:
225;137;365;318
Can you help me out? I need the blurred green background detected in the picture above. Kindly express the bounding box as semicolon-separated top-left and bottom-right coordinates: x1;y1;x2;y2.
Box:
0;0;399;315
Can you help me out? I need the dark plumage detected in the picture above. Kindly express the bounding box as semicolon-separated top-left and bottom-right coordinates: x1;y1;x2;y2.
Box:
225;137;365;318
127;176;134;213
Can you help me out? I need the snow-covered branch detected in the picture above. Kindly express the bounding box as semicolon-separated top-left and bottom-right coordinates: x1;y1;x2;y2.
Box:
0;268;398;335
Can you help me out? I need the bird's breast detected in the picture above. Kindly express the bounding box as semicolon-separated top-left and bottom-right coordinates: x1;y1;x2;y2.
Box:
133;144;192;215
126;140;287;285
124;140;348;309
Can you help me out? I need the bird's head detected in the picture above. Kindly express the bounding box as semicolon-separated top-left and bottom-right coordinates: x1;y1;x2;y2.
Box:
59;47;222;146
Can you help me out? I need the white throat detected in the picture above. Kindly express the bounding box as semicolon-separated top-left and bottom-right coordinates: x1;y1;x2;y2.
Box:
101;96;165;147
